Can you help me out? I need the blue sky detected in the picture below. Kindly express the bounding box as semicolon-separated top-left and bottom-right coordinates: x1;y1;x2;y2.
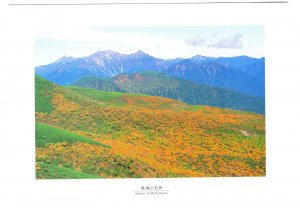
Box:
35;26;264;66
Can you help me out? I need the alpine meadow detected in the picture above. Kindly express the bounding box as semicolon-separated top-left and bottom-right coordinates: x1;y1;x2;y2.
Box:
35;26;265;179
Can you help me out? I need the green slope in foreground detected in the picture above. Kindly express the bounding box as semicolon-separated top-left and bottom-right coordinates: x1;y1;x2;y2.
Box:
35;74;56;113
36;162;102;179
35;122;111;148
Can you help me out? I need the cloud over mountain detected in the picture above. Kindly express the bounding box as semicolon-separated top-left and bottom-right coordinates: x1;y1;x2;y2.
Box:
185;33;206;46
186;32;244;49
210;33;243;49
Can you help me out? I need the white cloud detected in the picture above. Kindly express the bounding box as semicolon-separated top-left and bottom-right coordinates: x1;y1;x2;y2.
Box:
185;32;244;49
185;33;206;47
210;33;243;49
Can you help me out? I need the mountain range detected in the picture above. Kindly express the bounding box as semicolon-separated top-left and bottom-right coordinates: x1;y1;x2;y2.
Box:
164;58;264;97
35;50;265;97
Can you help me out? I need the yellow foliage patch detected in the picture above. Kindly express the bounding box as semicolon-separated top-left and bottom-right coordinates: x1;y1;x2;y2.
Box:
52;94;80;112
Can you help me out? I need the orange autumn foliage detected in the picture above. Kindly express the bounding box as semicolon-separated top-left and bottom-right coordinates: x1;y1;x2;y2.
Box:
36;91;265;178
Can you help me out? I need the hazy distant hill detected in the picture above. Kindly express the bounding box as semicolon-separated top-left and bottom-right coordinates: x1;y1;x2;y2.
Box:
73;72;265;114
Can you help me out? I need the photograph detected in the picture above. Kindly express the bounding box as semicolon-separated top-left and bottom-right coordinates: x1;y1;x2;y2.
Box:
35;26;266;179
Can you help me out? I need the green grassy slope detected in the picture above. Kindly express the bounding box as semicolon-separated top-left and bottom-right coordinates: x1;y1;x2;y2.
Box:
35;74;57;113
64;86;127;107
65;86;190;111
35;122;111;148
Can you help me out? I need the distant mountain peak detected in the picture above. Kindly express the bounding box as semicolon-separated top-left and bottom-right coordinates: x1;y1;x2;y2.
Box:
55;56;74;64
190;55;216;64
191;55;207;59
90;50;120;57
217;55;250;60
131;50;151;57
136;50;146;54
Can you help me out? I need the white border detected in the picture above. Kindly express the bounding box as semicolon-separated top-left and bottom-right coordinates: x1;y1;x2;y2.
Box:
1;1;300;213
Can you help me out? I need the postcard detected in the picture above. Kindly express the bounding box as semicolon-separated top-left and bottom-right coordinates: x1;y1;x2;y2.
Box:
1;0;299;213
